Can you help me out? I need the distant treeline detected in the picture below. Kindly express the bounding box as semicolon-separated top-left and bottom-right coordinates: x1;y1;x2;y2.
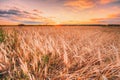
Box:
0;24;120;27
59;24;120;26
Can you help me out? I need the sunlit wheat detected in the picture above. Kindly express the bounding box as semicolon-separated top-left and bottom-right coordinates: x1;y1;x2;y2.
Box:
0;26;120;80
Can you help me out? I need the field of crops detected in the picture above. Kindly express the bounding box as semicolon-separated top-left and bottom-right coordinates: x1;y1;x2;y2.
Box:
0;26;120;80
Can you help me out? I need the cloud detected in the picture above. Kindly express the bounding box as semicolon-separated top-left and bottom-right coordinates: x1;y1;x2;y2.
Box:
64;0;96;10
20;21;43;25
0;9;21;17
0;0;8;2
33;9;43;13
108;13;120;18
0;8;56;25
0;8;32;18
64;0;118;10
0;18;19;25
62;13;120;24
100;0;116;4
91;13;120;24
91;18;120;24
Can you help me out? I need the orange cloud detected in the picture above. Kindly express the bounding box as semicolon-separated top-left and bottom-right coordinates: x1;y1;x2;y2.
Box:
108;13;120;18
64;0;96;10
61;12;120;24
100;0;116;4
64;0;118;10
90;13;120;24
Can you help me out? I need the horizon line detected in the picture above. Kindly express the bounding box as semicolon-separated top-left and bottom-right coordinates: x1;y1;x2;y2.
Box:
0;24;120;26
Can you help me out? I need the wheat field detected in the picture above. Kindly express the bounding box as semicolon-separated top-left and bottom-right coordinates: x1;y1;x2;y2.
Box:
0;26;120;80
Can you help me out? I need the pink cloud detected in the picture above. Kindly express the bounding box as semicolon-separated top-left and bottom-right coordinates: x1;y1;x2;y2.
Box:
0;7;56;25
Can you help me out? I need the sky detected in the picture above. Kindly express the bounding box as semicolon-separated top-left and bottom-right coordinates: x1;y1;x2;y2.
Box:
0;0;120;25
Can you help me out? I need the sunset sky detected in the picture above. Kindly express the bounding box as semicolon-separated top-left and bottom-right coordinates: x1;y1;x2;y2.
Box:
0;0;120;25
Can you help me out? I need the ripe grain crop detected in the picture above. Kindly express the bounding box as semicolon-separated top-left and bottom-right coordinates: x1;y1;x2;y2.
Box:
0;26;120;80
